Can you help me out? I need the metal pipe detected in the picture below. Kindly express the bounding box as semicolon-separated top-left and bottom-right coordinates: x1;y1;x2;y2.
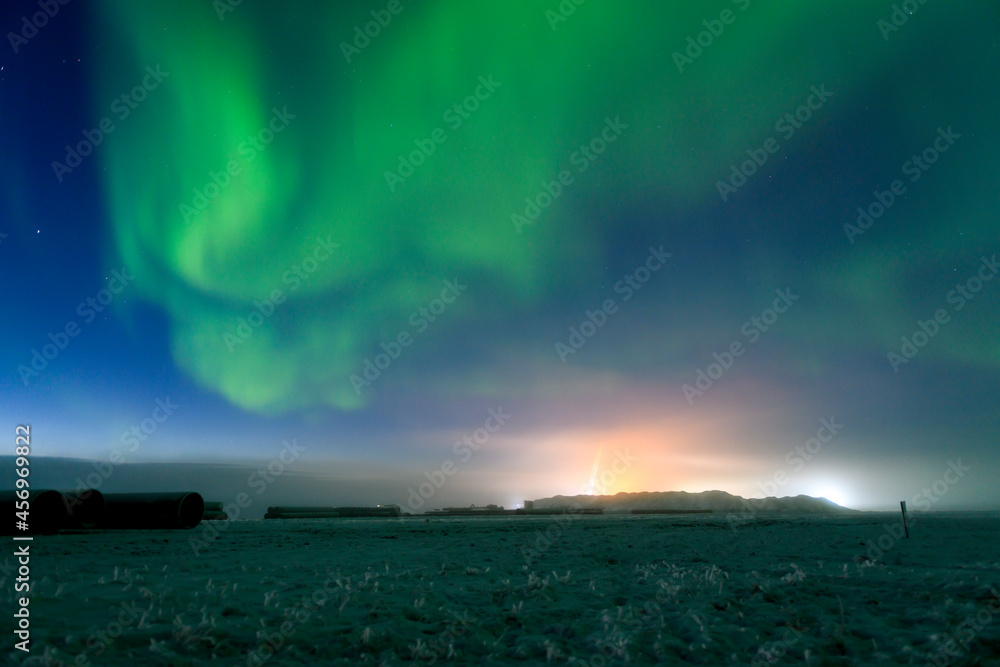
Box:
0;490;67;534
61;490;106;528
100;492;204;529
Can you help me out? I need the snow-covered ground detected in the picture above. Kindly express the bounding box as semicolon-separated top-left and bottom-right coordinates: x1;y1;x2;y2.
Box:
4;513;999;666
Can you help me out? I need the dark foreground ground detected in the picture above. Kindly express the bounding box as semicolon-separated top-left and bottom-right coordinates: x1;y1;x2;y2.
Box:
3;513;999;666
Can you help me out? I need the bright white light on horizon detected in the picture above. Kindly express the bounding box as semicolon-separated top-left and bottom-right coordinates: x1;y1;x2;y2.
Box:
810;482;853;508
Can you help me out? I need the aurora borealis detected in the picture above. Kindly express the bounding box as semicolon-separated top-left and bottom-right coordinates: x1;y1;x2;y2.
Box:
2;1;999;512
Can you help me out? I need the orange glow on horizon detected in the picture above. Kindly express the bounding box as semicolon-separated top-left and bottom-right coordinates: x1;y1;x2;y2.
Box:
512;411;767;498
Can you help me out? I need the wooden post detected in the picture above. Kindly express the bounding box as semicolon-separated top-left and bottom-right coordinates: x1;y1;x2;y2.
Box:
900;500;909;538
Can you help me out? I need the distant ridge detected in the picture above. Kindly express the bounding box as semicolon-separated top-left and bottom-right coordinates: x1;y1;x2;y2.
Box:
530;490;855;513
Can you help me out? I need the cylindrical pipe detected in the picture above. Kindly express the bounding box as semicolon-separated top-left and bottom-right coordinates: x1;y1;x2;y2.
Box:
100;492;204;529
0;490;67;534
61;490;106;528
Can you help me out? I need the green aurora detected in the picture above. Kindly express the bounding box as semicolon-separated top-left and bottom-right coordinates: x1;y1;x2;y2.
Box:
91;1;1000;414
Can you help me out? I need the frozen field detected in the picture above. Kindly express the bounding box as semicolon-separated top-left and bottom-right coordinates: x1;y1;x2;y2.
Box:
4;513;999;666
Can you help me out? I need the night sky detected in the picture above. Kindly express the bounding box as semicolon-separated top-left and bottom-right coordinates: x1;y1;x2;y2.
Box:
2;1;998;513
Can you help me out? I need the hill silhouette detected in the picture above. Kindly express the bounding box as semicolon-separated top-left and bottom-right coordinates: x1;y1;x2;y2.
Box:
531;490;855;513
